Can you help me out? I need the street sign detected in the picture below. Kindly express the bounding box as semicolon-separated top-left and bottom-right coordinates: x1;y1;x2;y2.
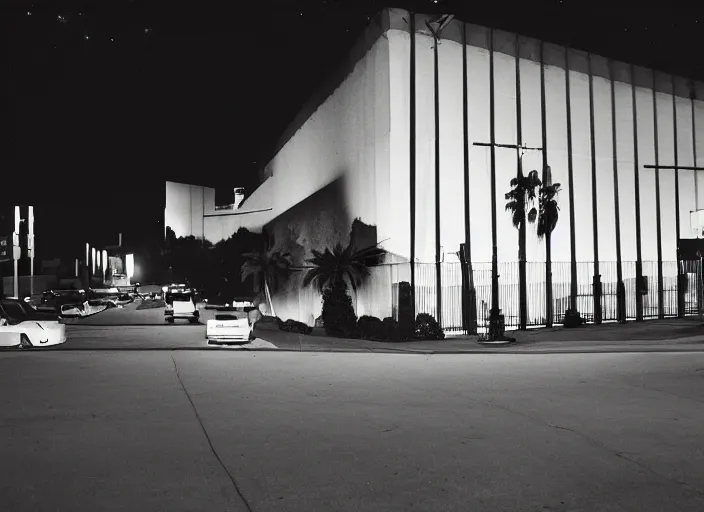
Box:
0;236;9;262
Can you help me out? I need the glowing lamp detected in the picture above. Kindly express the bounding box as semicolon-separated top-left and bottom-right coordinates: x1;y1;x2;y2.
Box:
126;253;135;279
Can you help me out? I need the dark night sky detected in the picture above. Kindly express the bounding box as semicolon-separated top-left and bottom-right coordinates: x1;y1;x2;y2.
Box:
3;0;704;262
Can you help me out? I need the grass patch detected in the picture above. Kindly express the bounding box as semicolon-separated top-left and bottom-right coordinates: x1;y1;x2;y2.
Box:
136;299;165;310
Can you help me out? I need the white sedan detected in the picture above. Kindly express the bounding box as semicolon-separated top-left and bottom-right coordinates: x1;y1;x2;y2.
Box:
0;299;67;349
206;311;255;344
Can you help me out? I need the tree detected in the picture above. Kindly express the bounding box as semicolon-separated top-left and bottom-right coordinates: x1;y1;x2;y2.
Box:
216;228;265;298
505;168;541;330
240;239;292;317
301;241;385;296
161;228;215;290
302;240;385;336
533;168;564;326
534;179;561;241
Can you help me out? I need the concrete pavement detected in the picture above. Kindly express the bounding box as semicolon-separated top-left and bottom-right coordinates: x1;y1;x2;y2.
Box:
57;301;704;353
1;351;703;511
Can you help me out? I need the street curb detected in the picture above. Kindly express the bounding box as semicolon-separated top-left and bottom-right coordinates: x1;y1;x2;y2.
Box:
4;347;704;355
63;323;204;327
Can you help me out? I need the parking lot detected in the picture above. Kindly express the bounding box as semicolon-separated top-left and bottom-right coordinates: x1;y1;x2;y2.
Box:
56;300;279;350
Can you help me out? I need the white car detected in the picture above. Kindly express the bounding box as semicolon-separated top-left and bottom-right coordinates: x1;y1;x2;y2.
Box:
0;298;67;349
206;310;255;344
165;291;199;324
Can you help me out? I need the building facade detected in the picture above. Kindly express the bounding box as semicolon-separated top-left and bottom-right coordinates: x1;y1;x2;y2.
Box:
166;8;704;329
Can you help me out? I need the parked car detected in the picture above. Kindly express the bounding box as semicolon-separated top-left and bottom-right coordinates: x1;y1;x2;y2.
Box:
205;307;255;344
204;293;254;311
0;298;67;348
165;289;199;324
203;292;232;310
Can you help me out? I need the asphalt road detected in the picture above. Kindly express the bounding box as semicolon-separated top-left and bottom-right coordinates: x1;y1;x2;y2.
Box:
60;324;279;350
1;350;703;512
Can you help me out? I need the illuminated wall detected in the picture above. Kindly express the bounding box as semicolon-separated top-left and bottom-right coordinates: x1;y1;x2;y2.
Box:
202;177;277;243
164;181;207;239
255;24;394;257
386;10;704;312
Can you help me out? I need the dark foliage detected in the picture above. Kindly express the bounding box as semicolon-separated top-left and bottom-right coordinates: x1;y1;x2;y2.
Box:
302;239;386;295
397;281;415;341
241;234;292;310
562;308;584;328
321;280;358;337
381;317;401;342
357;315;384;340
414;313;445;340
280;319;312;334
505;169;541;230
162;226;264;297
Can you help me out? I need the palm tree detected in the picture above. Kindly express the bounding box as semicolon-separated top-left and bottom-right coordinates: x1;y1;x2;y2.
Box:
505;168;542;330
534;179;561;241
302;240;385;336
240;243;292;317
531;167;562;326
301;241;386;295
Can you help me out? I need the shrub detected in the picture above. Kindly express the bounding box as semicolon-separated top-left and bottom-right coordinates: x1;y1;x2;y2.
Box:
414;313;445;340
397;281;414;341
322;280;358;337
357;315;384;340
258;315;282;327
562;308;584;329
280;319;312;334
381;317;401;342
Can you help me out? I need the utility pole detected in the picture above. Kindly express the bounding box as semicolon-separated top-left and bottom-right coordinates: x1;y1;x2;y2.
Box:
425;14;453;328
473;141;543;339
28;206;35;297
13;206;21;298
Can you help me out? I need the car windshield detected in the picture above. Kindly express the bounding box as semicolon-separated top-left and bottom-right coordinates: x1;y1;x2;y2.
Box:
166;294;192;303
215;312;247;320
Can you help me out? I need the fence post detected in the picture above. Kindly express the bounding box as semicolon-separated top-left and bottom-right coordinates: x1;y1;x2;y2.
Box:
459;244;478;334
697;257;704;315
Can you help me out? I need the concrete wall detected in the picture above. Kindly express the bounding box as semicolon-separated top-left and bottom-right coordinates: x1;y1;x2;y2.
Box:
202;178;277;243
164;181;208;239
244;13;393;322
388;10;704;274
255;29;391;250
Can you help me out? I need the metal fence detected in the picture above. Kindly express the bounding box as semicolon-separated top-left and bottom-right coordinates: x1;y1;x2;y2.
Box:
374;259;702;333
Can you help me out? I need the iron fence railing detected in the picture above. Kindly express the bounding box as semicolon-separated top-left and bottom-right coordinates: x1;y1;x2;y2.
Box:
361;259;702;333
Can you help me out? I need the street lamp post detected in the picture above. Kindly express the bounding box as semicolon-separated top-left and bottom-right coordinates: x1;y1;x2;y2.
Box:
13;206;21;298
28;206;35;298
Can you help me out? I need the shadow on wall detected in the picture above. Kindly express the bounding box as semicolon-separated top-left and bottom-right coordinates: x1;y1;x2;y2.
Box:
265;175;353;268
262;175;382;324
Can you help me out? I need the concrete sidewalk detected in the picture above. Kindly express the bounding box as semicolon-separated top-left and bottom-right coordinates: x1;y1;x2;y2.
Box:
255;316;704;354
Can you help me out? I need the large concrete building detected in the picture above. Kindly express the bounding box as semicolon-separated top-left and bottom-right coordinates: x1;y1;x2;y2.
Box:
166;8;704;329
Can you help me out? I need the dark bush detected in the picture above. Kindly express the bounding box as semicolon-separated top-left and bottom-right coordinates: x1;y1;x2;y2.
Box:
562;308;584;328
322;281;358;337
414;313;445;340
280;319;312;334
397;281;414;341
357;315;384;340
258;315;282;328
381;317;401;342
